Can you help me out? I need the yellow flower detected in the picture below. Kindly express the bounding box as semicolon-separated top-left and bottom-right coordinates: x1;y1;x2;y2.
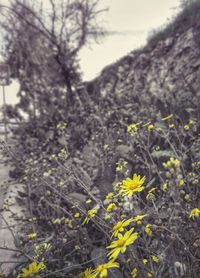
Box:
127;124;138;136
184;124;189;130
106;192;114;200
17;261;45;278
104;144;109;151
169;124;174;128
133;214;147;225
171;158;180;168
116;165;123;171
107;228;138;260
83;208;98;225
127;122;142;137
162;183;168;191
151;255;159;263
64;218;73;228
131;267;137;278
145;224;153;237
56;121;67;130
74;212;81;218
119;174;145;197
106;203;117;213
189;208;200;219
147;272;153;277
163;157;181;170
95;260;119;278
147;124;154;131
53;218;61;225
184;194;191;201
27;233;37;239
35;243;51;254
192;179;199;185
81;267;96;278
112;218;133;237
104;214;111;220
75;245;81;250
179;179;184;186
143;258;148;265
162;114;173;121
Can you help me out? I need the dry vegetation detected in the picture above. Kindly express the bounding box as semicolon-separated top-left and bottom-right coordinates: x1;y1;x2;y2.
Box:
0;0;200;277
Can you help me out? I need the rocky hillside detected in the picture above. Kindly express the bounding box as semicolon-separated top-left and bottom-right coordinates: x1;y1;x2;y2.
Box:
85;25;200;117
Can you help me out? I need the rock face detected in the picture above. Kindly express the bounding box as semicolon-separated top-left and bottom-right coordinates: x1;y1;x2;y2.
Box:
85;26;200;115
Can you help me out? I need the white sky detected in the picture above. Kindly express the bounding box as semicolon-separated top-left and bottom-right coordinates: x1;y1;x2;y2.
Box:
79;0;180;80
0;0;180;106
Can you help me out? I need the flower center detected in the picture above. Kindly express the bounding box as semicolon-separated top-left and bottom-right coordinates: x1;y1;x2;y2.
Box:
97;264;106;273
129;181;140;190
117;239;126;247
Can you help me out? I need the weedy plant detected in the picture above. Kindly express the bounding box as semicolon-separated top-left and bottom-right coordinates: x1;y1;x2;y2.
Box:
7;109;199;278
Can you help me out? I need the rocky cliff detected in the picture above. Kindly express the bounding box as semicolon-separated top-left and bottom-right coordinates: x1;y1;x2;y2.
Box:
85;25;200;117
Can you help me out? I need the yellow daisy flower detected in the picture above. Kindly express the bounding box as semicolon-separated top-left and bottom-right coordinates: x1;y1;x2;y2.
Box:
119;174;145;197
189;208;200;219
107;228;138;260
17;261;45;278
112;218;133;237
95;260;119;278
81;267;97;278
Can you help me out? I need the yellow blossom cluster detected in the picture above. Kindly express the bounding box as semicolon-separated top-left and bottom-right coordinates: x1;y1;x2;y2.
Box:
80;172;163;277
116;159;128;172
163;157;181;169
127;122;142;137
83;208;98;224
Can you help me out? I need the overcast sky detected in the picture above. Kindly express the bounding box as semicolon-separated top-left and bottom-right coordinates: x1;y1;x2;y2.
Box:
79;0;180;80
0;0;180;106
